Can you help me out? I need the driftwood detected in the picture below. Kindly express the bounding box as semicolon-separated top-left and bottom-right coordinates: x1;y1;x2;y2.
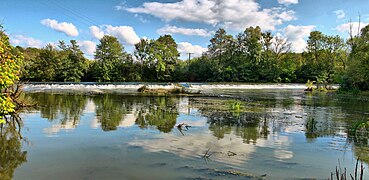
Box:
176;123;191;136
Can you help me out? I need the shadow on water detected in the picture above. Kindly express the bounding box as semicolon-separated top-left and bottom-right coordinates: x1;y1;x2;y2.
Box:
0;115;27;180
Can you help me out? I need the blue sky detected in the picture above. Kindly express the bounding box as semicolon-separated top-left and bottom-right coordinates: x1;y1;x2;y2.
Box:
1;0;368;59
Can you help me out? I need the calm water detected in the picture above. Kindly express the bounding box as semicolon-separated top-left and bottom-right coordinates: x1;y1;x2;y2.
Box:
3;88;369;179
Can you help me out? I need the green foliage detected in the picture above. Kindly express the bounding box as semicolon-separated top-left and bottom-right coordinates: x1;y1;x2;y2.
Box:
57;40;89;82
19;41;89;82
305;117;318;138
94;35;130;82
305;80;314;89
0;26;22;123
349;119;369;136
10;24;369;89
228;100;242;112
341;24;369;91
134;35;179;81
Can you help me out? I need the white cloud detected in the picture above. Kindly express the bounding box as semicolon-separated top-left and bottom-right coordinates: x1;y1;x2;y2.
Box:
105;25;140;45
122;0;296;31
177;42;207;59
278;0;298;5
283;25;315;53
134;14;149;23
335;22;368;36
40;18;79;37
10;35;44;48
157;25;213;37
89;26;105;39
78;40;96;56
89;25;140;46
334;10;345;19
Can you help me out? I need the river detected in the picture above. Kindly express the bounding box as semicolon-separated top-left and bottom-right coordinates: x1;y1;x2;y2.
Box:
3;83;368;179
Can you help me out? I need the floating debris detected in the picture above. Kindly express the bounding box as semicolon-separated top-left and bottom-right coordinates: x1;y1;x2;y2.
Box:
227;151;237;156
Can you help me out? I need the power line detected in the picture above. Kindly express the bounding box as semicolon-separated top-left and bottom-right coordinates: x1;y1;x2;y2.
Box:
50;0;101;26
41;0;101;27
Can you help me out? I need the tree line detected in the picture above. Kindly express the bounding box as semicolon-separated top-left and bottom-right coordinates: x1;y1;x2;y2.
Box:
13;25;369;91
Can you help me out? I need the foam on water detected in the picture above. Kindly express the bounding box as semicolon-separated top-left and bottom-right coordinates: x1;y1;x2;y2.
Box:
23;83;176;92
22;83;335;92
188;83;307;90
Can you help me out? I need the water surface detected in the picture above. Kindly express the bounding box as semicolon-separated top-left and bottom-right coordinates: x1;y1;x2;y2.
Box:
4;88;369;179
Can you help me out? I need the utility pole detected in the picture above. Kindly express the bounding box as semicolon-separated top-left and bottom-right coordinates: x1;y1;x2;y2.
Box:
187;52;194;65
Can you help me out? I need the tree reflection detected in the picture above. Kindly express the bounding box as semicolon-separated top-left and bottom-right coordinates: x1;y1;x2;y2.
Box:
190;97;271;144
135;96;178;133
207;112;265;144
0;115;27;180
29;93;87;126
92;94;131;131
348;135;369;165
27;93;181;132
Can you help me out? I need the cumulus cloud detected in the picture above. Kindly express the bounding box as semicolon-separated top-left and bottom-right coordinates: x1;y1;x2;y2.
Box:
334;10;345;19
40;18;79;37
177;42;207;59
89;25;140;45
89;26;105;39
278;0;298;5
10;35;44;48
105;25;140;45
283;25;315;53
335;22;368;36
78;40;96;56
157;25;213;37
121;0;296;31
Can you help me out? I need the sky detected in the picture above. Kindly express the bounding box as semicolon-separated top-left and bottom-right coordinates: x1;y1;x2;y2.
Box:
1;0;369;59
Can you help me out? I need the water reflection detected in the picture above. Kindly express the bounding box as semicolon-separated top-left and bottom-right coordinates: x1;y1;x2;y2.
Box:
0;115;27;180
26;92;369;166
92;94;130;131
30;93;182;133
28;93;86;134
135;97;178;133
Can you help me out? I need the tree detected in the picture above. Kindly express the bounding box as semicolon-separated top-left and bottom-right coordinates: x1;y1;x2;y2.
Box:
343;24;369;90
94;35;128;81
34;44;60;81
134;35;179;81
234;26;263;82
272;35;291;60
300;31;345;84
206;28;235;81
57;40;89;82
154;35;179;80
208;28;234;66
17;47;40;81
0;25;23;124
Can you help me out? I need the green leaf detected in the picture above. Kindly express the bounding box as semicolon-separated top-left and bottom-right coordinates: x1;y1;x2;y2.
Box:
0;117;5;124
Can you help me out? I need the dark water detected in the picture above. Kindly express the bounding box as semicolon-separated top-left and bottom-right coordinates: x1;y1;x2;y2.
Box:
2;90;369;179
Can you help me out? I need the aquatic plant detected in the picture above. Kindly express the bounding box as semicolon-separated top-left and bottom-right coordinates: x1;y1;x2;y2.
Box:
305;80;315;91
305;117;319;139
329;159;365;180
349;119;369;138
228;100;242;112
